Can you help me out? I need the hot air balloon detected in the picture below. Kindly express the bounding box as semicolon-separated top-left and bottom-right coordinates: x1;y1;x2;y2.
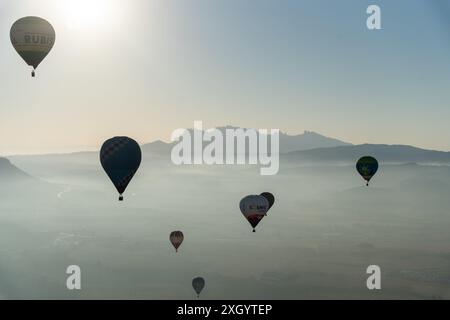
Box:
100;137;141;201
10;16;55;77
170;231;184;253
239;195;269;232
260;192;275;212
192;277;205;298
356;156;378;186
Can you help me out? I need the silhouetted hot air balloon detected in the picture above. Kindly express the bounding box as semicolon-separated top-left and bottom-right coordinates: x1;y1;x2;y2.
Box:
100;137;141;201
170;231;184;253
192;277;205;298
10;16;55;77
239;195;269;232
260;192;275;212
356;156;378;186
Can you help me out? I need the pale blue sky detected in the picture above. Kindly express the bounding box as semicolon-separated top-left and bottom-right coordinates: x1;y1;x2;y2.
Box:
1;0;450;154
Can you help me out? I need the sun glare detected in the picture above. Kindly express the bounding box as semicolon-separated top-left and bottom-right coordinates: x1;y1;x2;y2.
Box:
62;0;117;30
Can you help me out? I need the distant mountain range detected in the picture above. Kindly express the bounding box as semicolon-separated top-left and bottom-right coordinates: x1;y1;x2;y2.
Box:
141;128;352;156
4;127;450;182
141;128;450;164
283;144;450;164
278;130;352;152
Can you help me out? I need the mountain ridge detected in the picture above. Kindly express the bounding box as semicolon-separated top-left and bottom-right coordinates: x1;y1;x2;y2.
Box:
5;129;352;157
283;144;450;164
141;128;352;155
5;128;450;166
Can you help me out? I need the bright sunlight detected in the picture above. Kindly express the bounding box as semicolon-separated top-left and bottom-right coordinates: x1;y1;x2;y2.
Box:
61;0;119;30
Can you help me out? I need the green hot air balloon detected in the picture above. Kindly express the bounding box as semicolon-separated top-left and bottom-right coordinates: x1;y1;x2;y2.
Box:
10;16;55;77
260;192;275;211
192;277;205;298
356;156;379;186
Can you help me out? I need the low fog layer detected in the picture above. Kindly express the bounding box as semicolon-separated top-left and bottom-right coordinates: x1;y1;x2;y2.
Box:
1;141;450;299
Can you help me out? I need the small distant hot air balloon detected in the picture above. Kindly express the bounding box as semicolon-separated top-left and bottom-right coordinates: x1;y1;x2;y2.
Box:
170;231;184;253
10;16;55;77
100;137;141;201
192;277;205;298
356;156;378;186
239;195;269;232
260;192;275;213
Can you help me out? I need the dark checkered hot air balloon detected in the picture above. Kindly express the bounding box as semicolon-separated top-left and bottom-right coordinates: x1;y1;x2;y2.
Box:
356;156;379;186
100;137;141;201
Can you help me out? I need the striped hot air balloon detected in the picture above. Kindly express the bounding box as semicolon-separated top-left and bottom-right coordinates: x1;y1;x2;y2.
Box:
10;16;55;77
170;231;184;252
239;195;269;232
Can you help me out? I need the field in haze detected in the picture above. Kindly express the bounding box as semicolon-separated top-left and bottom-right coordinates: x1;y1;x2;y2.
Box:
1;148;450;299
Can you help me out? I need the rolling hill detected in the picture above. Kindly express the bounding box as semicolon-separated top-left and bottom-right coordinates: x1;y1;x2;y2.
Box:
0;157;33;182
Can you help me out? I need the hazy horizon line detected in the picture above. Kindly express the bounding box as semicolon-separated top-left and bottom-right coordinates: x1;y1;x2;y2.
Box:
3;140;450;158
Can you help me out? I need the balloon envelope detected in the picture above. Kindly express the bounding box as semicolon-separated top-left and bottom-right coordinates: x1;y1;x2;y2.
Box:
10;16;55;73
356;156;378;185
192;277;205;297
239;195;269;232
100;137;141;200
260;192;275;210
170;231;184;252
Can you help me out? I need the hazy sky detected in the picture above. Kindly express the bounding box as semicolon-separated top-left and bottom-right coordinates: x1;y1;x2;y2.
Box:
1;0;450;155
